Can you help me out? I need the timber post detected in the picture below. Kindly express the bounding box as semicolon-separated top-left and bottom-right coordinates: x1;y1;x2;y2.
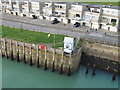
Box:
92;64;96;76
10;40;13;60
4;39;8;58
112;69;117;81
52;49;55;72
23;43;26;63
85;63;90;75
0;39;2;56
44;47;47;70
68;52;72;76
29;44;32;66
16;41;19;62
60;49;64;74
37;45;39;68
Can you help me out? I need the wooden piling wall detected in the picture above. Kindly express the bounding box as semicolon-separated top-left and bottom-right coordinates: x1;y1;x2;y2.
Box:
0;38;82;75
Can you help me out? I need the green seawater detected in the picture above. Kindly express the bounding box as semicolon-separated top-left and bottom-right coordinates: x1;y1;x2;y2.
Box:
1;57;119;88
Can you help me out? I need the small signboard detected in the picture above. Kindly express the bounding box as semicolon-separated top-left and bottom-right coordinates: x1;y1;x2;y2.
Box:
64;37;74;53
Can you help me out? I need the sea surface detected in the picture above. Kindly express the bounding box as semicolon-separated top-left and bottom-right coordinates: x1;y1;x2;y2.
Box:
1;57;119;88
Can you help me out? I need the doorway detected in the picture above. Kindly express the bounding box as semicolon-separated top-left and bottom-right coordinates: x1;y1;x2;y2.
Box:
16;12;18;15
108;27;110;31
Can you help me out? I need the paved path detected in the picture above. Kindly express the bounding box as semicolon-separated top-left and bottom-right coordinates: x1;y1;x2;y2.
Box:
0;12;118;44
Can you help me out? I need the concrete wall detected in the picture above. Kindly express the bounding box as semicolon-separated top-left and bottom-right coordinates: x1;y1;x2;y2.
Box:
81;42;119;73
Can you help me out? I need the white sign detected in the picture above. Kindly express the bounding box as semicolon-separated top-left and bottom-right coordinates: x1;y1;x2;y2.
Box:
64;37;74;53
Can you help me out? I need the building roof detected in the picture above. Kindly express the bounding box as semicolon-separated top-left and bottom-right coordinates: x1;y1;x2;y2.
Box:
53;2;72;4
64;37;74;43
72;3;120;10
7;0;120;10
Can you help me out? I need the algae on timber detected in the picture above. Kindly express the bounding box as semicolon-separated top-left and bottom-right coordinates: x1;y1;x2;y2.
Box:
1;25;76;49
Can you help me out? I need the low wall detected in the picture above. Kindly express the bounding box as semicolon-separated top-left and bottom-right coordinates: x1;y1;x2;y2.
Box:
0;38;82;75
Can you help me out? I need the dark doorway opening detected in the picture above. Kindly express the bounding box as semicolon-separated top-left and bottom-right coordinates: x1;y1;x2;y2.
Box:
108;27;110;31
111;19;117;23
11;12;13;15
23;14;26;17
32;15;37;19
83;22;86;26
99;24;102;29
16;12;18;15
68;19;71;23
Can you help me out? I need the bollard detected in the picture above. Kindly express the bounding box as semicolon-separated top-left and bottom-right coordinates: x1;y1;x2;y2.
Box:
36;46;39;68
16;41;19;62
85;63;90;75
68;66;71;76
112;73;116;81
92;64;96;76
52;61;55;72
29;44;32;66
23;43;26;64
60;63;63;74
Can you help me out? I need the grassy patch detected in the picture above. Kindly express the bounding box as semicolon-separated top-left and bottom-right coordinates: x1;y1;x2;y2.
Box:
1;25;76;48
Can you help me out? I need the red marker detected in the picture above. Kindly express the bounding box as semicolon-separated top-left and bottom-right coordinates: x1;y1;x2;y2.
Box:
40;45;45;50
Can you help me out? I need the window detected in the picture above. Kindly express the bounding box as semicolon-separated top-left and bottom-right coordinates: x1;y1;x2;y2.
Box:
55;5;58;8
111;19;117;23
60;6;62;8
92;16;98;19
61;12;65;15
71;6;76;9
106;10;110;13
111;11;114;14
55;12;58;14
45;4;48;6
83;15;90;21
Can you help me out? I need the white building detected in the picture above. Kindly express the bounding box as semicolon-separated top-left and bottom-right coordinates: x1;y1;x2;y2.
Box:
52;2;71;24
20;1;31;17
1;1;120;32
68;3;86;24
2;0;13;13
100;6;120;32
42;2;53;20
11;1;24;15
82;4;102;29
